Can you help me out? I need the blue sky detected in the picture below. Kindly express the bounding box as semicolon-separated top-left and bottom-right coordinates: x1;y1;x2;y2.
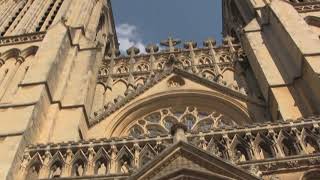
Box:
111;0;222;52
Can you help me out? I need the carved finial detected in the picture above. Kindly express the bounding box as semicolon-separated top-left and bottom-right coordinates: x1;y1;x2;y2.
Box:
203;37;217;48
160;36;181;52
183;41;197;49
223;36;235;46
107;48;120;58
126;46;140;56
145;44;159;54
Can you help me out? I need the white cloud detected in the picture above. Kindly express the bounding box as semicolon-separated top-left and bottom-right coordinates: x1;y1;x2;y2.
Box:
116;23;146;54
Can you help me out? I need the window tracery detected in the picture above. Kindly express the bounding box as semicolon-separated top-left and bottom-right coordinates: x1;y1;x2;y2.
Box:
128;107;237;137
199;56;212;65
116;65;129;74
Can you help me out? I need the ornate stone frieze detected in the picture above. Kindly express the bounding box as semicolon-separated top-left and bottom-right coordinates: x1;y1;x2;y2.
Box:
0;32;45;46
22;117;320;178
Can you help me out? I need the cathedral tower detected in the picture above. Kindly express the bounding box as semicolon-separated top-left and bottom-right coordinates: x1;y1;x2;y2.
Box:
0;0;320;180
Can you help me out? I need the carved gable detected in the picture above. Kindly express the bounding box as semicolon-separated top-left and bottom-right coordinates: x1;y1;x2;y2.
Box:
130;141;260;180
88;68;265;138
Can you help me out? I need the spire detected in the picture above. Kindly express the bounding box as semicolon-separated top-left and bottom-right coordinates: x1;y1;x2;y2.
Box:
160;36;181;52
146;44;159;75
204;37;223;81
126;46;139;92
184;41;198;73
106;48;120;89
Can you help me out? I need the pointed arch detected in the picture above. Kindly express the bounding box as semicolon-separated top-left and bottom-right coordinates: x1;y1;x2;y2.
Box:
301;128;319;154
1;48;20;61
48;152;65;178
230;135;252;161
21;46;38;58
135;77;146;86
135;62;150;72
139;144;157;167
99;87;252;138
115;64;129;74
254;133;276;159
277;130;301;156
116;146;134;173
25;153;43;180
156;59;166;70
71;150;88;177
93;147;110;175
222;67;235;84
104;79;128;104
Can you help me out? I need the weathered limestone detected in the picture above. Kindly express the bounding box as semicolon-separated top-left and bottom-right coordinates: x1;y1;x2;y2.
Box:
0;0;319;179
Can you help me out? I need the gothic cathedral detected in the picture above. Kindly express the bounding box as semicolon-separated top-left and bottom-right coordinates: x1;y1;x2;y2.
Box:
0;0;319;179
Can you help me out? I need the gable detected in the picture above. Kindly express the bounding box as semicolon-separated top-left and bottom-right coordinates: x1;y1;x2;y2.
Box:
88;68;264;138
130;141;260;180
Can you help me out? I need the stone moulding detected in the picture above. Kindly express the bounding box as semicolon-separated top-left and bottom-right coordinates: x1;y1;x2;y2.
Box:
0;32;46;46
23;117;320;177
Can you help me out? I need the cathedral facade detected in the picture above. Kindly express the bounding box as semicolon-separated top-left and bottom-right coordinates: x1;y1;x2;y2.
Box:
0;0;320;179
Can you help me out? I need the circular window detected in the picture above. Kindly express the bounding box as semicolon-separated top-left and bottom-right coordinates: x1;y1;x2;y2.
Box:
127;106;237;137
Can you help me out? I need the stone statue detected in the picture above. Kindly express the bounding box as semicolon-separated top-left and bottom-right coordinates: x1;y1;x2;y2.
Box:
97;163;107;175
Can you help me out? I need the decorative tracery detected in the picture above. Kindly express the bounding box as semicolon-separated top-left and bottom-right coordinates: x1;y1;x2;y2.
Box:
128;106;237;137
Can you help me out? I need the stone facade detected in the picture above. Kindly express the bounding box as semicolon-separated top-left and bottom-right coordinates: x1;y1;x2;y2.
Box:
0;0;319;180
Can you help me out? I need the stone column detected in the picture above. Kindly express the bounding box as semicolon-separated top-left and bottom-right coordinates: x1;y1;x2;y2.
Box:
171;123;188;143
110;145;118;174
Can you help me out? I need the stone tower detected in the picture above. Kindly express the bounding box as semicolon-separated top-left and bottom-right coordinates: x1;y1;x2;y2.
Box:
0;0;320;180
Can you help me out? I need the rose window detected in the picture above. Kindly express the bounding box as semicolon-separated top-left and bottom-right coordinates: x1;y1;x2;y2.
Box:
128;107;237;137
